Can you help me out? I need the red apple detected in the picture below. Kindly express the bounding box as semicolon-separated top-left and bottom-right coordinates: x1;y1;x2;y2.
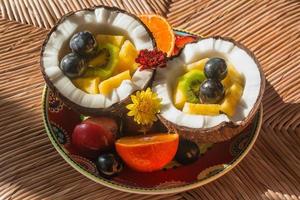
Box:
72;117;118;158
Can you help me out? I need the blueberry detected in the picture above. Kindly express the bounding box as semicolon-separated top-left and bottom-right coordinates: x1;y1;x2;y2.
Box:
199;79;225;104
204;57;227;80
175;138;200;165
55;129;66;144
96;153;123;176
60;52;86;78
70;31;97;56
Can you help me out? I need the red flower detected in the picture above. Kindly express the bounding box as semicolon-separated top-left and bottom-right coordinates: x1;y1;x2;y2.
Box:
135;49;167;70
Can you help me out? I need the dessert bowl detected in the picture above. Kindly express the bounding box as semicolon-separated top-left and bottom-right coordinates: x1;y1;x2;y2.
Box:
40;6;264;194
40;6;155;116
153;36;265;143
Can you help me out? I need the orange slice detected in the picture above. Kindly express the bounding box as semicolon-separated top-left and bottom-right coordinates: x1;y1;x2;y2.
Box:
115;133;179;172
139;14;175;56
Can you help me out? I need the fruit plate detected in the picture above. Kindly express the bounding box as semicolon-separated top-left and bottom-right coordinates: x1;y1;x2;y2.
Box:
42;30;263;194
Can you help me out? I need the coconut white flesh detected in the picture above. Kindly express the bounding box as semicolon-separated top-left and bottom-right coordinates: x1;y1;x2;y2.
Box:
153;38;261;129
42;8;154;109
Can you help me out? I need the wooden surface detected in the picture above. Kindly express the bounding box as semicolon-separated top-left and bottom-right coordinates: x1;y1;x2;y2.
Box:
0;0;300;199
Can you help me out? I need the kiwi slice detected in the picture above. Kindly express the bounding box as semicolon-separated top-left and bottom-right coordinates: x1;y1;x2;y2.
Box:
87;48;111;68
177;70;205;104
84;43;119;80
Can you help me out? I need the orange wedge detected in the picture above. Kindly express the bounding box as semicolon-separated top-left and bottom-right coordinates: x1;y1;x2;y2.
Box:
139;14;175;56
115;133;179;172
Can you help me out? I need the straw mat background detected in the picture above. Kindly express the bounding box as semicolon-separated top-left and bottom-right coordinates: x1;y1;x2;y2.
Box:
0;0;299;199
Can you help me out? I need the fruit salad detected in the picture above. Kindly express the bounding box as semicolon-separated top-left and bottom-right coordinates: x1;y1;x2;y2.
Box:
174;57;245;117
60;31;139;96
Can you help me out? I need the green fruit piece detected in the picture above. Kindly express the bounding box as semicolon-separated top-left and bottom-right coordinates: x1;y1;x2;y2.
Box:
96;34;126;48
174;70;205;109
87;48;110;68
84;43;120;80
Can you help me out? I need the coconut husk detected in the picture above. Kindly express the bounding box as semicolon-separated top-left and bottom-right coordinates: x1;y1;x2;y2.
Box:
40;6;156;116
158;36;266;143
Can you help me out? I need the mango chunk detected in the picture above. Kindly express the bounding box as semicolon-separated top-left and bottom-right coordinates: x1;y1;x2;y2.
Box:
115;40;139;74
98;70;131;96
174;89;187;110
72;77;100;94
222;64;245;89
186;58;209;71
220;83;244;117
96;34;126;48
182;103;221;116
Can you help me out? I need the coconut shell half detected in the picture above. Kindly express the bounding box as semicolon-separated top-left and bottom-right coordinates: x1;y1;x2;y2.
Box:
40;6;156;116
152;36;265;143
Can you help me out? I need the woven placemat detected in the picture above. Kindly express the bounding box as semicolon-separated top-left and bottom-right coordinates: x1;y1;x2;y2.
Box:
0;0;299;199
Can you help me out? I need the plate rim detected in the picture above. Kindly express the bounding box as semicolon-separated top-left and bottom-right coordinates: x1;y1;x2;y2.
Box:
41;29;263;195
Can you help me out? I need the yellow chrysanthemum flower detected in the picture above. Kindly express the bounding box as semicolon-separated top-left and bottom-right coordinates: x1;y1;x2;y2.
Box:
126;88;161;126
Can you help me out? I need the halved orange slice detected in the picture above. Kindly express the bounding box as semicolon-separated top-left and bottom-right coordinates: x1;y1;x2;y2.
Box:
139;14;175;56
115;133;179;172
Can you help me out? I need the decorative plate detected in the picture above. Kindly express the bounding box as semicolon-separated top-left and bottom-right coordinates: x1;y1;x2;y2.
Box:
42;30;263;194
